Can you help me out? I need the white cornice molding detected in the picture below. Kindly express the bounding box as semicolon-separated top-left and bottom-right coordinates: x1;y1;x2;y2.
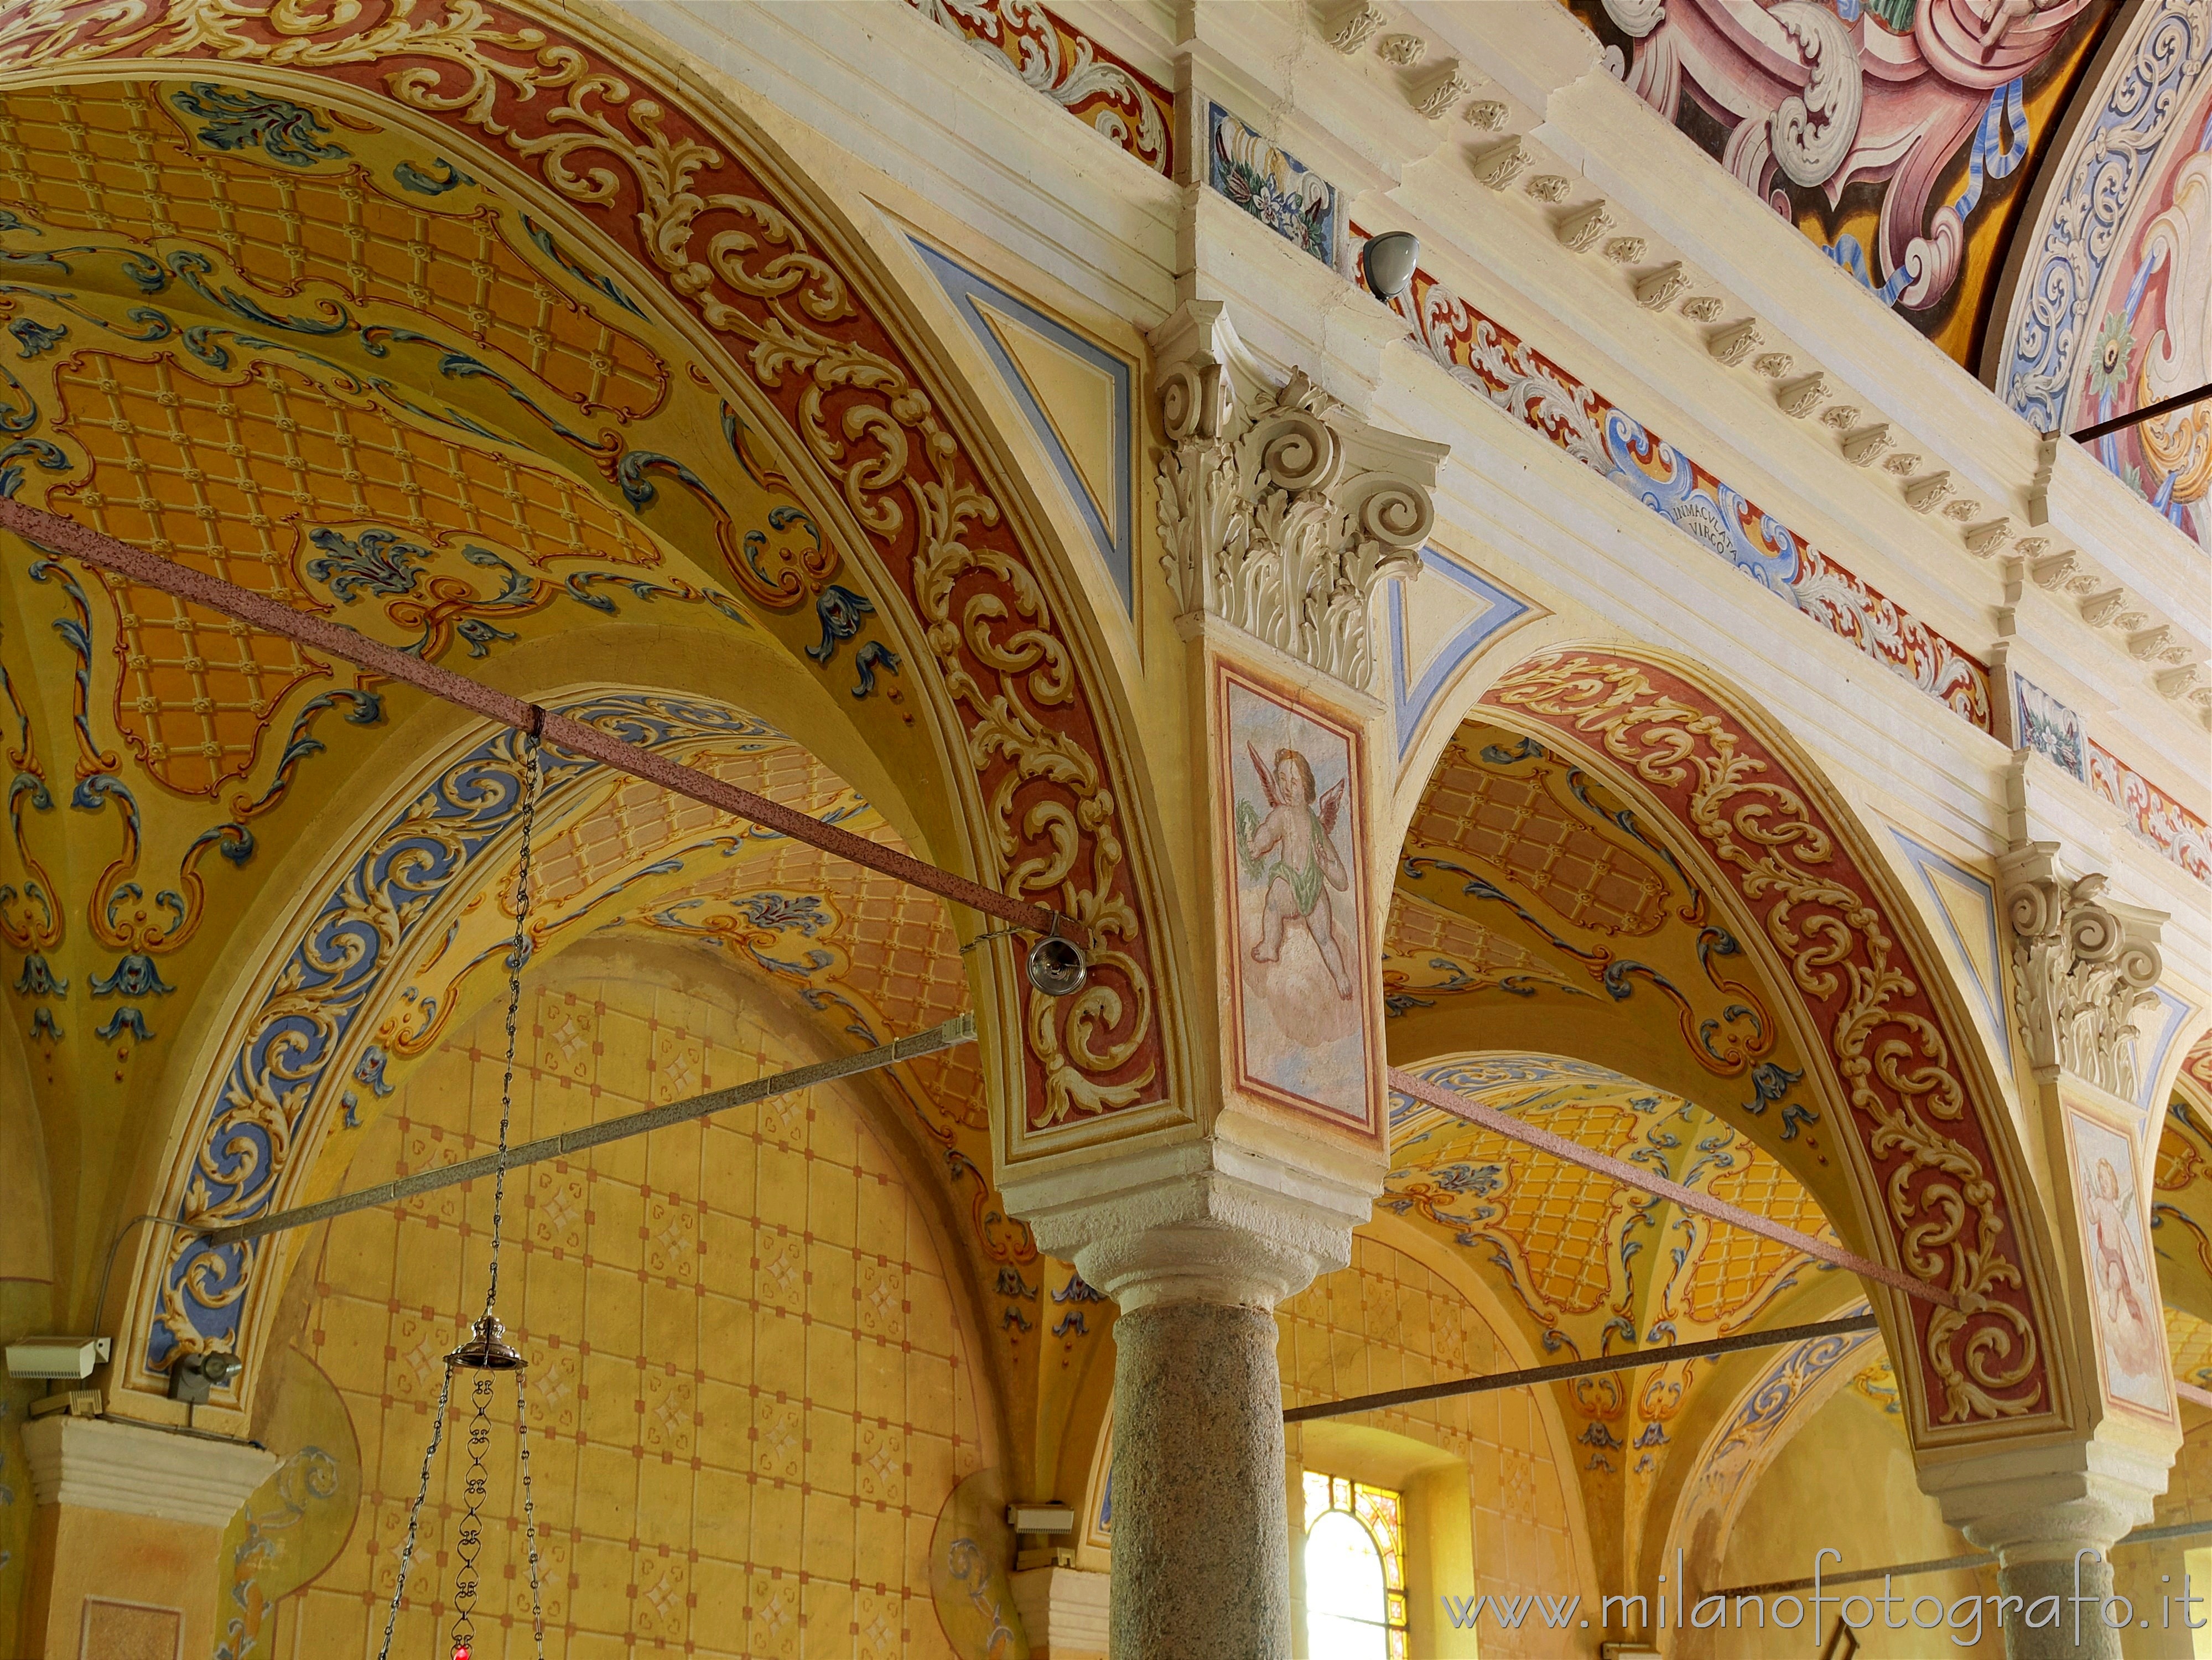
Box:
621;0;2211;794
21;1416;276;1528
1367;6;2208;714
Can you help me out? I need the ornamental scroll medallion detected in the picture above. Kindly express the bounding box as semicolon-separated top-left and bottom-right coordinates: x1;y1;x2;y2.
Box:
0;0;1170;1138
1485;652;2058;1434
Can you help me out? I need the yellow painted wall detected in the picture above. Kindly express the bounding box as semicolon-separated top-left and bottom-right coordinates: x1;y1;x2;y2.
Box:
2;1014;53;1654
224;945;1010;1659
1280;1232;1586;1659
2112;1409;2212;1659
1698;1381;2002;1659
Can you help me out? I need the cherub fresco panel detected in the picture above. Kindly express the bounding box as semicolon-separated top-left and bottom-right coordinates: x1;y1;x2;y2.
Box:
2068;1107;2171;1416
1222;672;1371;1124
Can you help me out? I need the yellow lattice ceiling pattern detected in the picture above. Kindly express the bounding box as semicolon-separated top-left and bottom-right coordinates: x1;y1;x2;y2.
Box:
1383;889;1552;977
1683;1159;1839;1327
2170;1306;2212;1387
52;342;671;795
1387;1057;1833;1344
1406;735;1672;937
531;743;869;915
0;80;668;419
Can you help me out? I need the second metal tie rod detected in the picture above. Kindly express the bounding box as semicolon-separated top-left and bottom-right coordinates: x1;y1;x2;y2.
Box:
1388;1068;1959;1310
194;1015;976;1247
0;500;1084;945
1285;1313;1882;1423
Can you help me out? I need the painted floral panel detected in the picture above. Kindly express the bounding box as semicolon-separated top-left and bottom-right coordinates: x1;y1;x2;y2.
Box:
1208;102;1336;265
2014;672;2087;780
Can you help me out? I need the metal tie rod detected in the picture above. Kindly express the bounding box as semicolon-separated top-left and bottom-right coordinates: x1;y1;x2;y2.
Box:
1284;1312;1880;1424
1388;1068;1960;1311
193;1014;976;1248
0;500;1084;946
2071;379;2212;444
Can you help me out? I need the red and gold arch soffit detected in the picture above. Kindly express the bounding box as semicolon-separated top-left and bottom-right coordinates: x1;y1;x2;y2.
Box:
1388;647;2071;1448
0;0;1179;1396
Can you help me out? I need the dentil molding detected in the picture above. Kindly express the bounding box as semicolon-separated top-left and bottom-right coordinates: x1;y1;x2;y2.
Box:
1152;302;1446;691
2000;842;2167;1099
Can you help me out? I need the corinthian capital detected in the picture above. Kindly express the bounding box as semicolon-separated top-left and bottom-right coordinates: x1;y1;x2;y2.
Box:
1152;303;1446;689
1999;843;2166;1098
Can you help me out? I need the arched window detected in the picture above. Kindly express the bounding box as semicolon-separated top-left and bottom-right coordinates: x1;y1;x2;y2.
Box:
1302;1471;1409;1658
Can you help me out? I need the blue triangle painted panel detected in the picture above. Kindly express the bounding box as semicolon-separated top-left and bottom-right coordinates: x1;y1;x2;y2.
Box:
908;238;1134;614
1888;832;2011;1069
1387;551;1531;759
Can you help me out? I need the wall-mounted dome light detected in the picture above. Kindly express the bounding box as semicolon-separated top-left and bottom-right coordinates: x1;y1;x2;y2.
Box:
1027;932;1089;998
1360;231;1420;303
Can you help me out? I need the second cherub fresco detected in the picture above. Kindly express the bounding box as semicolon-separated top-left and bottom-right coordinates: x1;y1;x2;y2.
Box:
1219;665;1375;1130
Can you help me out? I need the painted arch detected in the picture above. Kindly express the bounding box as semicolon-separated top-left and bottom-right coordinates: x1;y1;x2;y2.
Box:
0;0;1186;1408
1384;644;2076;1449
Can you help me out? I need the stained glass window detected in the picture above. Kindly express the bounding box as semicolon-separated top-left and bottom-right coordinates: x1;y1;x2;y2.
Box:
1302;1470;1409;1658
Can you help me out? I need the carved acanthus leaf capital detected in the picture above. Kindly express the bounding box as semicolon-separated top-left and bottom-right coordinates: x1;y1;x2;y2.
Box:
1152;305;1445;689
1998;843;2166;1097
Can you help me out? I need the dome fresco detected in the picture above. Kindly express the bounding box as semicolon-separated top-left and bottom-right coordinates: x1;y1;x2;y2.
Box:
1562;0;2211;540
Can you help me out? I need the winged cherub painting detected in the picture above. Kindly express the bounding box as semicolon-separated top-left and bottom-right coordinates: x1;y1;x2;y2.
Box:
2069;1111;2169;1414
1237;743;1355;999
1219;670;1373;1127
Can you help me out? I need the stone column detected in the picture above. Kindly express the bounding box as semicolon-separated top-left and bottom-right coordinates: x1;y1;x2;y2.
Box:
18;1412;276;1658
1109;1301;1286;1652
1925;1443;2171;1660
1001;303;1439;1659
1016;1155;1372;1660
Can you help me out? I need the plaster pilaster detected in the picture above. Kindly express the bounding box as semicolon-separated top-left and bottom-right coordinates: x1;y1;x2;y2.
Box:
18;1415;274;1659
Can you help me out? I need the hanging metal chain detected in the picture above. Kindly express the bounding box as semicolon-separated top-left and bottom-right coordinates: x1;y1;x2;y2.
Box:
375;1361;455;1660
449;1370;494;1653
374;733;543;1660
515;1367;549;1655
484;733;541;1319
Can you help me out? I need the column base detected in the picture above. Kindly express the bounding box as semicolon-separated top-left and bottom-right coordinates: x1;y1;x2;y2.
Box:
1010;1564;1109;1660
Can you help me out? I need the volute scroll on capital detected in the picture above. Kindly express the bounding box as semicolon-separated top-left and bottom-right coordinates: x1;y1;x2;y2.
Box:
1999;842;2167;1099
1153;307;1447;690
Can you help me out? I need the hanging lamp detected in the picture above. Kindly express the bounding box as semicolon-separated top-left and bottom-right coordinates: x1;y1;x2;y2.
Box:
378;733;549;1660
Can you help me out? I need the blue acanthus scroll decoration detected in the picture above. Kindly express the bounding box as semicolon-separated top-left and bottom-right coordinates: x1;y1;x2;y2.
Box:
169;83;351;168
142;696;786;1373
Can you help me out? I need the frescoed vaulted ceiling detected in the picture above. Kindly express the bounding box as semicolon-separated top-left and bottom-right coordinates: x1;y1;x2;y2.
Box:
1382;719;1844;1218
1383;1052;1842;1478
0;71;1116;1434
1377;709;1883;1597
1378;1047;1862;1601
0;74;919;1071
2154;1098;2212;1331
